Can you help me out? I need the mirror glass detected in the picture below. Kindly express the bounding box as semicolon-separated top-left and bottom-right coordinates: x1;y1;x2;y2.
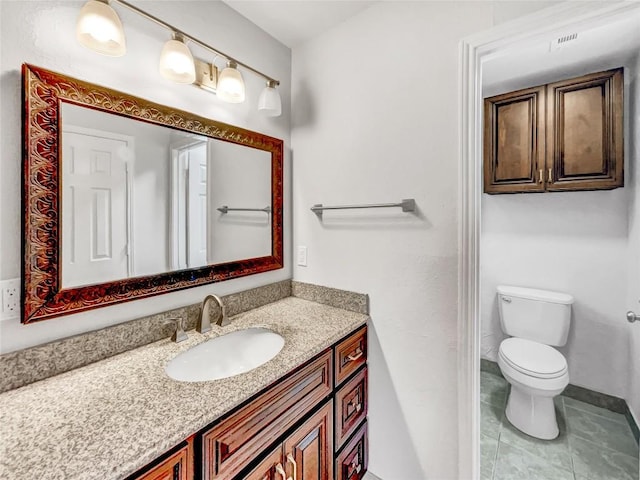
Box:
22;64;283;323
60;103;272;289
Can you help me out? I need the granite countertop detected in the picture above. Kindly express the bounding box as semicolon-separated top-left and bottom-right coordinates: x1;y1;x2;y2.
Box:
0;297;368;480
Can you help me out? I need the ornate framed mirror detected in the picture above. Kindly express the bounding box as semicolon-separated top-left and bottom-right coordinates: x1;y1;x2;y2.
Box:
22;64;283;323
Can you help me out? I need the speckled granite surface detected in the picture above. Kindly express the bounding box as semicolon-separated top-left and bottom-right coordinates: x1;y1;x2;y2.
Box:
0;280;291;393
292;281;369;314
0;297;367;480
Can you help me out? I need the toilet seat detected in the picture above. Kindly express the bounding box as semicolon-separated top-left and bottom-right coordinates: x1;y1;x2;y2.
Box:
499;338;567;379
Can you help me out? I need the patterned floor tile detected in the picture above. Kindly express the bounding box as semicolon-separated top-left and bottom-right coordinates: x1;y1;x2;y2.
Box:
481;400;504;440
499;405;572;472
565;405;638;458
570;435;639;480
481;434;498;480
481;371;508;408
563;396;628;425
493;441;574;480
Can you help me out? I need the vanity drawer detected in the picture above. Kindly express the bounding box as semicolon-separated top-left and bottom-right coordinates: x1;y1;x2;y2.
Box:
127;437;193;480
335;327;367;386
335;421;368;480
202;350;333;480
335;367;367;449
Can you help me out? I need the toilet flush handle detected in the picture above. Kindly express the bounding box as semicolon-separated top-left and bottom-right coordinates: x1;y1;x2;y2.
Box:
626;311;639;323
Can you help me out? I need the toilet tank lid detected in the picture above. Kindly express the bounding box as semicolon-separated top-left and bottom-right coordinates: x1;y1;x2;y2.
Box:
497;285;574;305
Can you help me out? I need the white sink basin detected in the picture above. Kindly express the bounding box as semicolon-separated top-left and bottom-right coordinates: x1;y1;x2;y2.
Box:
165;328;285;382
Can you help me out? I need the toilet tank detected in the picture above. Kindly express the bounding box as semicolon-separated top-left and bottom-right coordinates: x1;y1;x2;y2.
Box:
497;285;573;346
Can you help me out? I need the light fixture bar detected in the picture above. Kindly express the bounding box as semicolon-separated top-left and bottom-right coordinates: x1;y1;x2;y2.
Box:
112;0;280;86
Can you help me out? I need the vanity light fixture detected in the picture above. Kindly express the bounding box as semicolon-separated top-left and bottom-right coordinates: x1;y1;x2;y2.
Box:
258;80;282;117
76;0;126;56
75;0;281;116
159;34;196;84
217;61;246;104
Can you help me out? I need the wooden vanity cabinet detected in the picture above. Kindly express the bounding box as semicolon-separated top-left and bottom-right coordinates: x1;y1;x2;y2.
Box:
130;326;368;480
484;68;623;194
242;401;333;480
201;352;332;480
126;438;194;480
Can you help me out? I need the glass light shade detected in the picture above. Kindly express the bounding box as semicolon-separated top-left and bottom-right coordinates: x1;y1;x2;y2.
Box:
258;82;282;117
76;0;126;57
217;62;245;103
159;37;196;84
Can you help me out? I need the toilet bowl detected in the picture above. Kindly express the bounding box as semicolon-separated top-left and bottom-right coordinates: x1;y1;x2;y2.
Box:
498;337;569;439
496;285;573;440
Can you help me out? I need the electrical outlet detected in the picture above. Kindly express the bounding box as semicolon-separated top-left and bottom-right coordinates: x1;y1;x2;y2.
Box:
1;278;20;319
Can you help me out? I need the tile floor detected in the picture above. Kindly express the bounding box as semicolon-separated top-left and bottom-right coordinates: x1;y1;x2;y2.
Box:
481;371;640;480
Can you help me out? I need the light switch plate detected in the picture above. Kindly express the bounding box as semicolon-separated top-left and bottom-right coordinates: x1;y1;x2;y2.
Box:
1;278;20;319
297;246;308;267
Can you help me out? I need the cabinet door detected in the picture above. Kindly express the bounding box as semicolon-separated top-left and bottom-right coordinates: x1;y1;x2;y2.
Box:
283;401;333;480
242;446;284;480
128;439;193;480
484;86;546;194
546;68;623;191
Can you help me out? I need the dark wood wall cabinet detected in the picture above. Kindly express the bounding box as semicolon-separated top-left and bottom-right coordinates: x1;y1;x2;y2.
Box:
128;326;368;480
484;68;624;194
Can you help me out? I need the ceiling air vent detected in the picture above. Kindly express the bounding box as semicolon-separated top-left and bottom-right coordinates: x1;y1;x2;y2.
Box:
549;33;578;51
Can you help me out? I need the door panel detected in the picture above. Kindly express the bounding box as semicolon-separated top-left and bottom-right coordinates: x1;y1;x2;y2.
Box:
283;402;333;480
62;129;132;288
484;86;546;194
546;68;623;190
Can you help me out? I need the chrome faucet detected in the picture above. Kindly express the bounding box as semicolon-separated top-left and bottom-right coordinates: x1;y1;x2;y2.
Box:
197;294;229;333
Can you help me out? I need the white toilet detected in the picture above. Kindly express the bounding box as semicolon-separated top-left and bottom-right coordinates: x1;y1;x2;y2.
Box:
496;285;573;440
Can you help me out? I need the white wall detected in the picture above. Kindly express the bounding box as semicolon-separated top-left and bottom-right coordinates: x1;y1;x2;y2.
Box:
208;141;272;264
0;0;291;353
480;59;638;400
291;3;498;478
627;54;640;423
481;191;630;397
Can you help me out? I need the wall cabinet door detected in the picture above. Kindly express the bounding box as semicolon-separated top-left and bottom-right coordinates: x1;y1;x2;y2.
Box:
483;68;623;194
546;68;623;191
484;86;546;194
283;402;333;480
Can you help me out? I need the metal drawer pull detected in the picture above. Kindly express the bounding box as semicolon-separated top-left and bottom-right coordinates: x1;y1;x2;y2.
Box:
538;169;543;183
348;399;362;413
287;454;297;480
347;350;363;362
275;463;290;480
351;460;362;473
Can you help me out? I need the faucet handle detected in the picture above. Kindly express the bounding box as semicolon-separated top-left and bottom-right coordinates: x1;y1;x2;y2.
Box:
166;317;188;343
217;302;229;327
